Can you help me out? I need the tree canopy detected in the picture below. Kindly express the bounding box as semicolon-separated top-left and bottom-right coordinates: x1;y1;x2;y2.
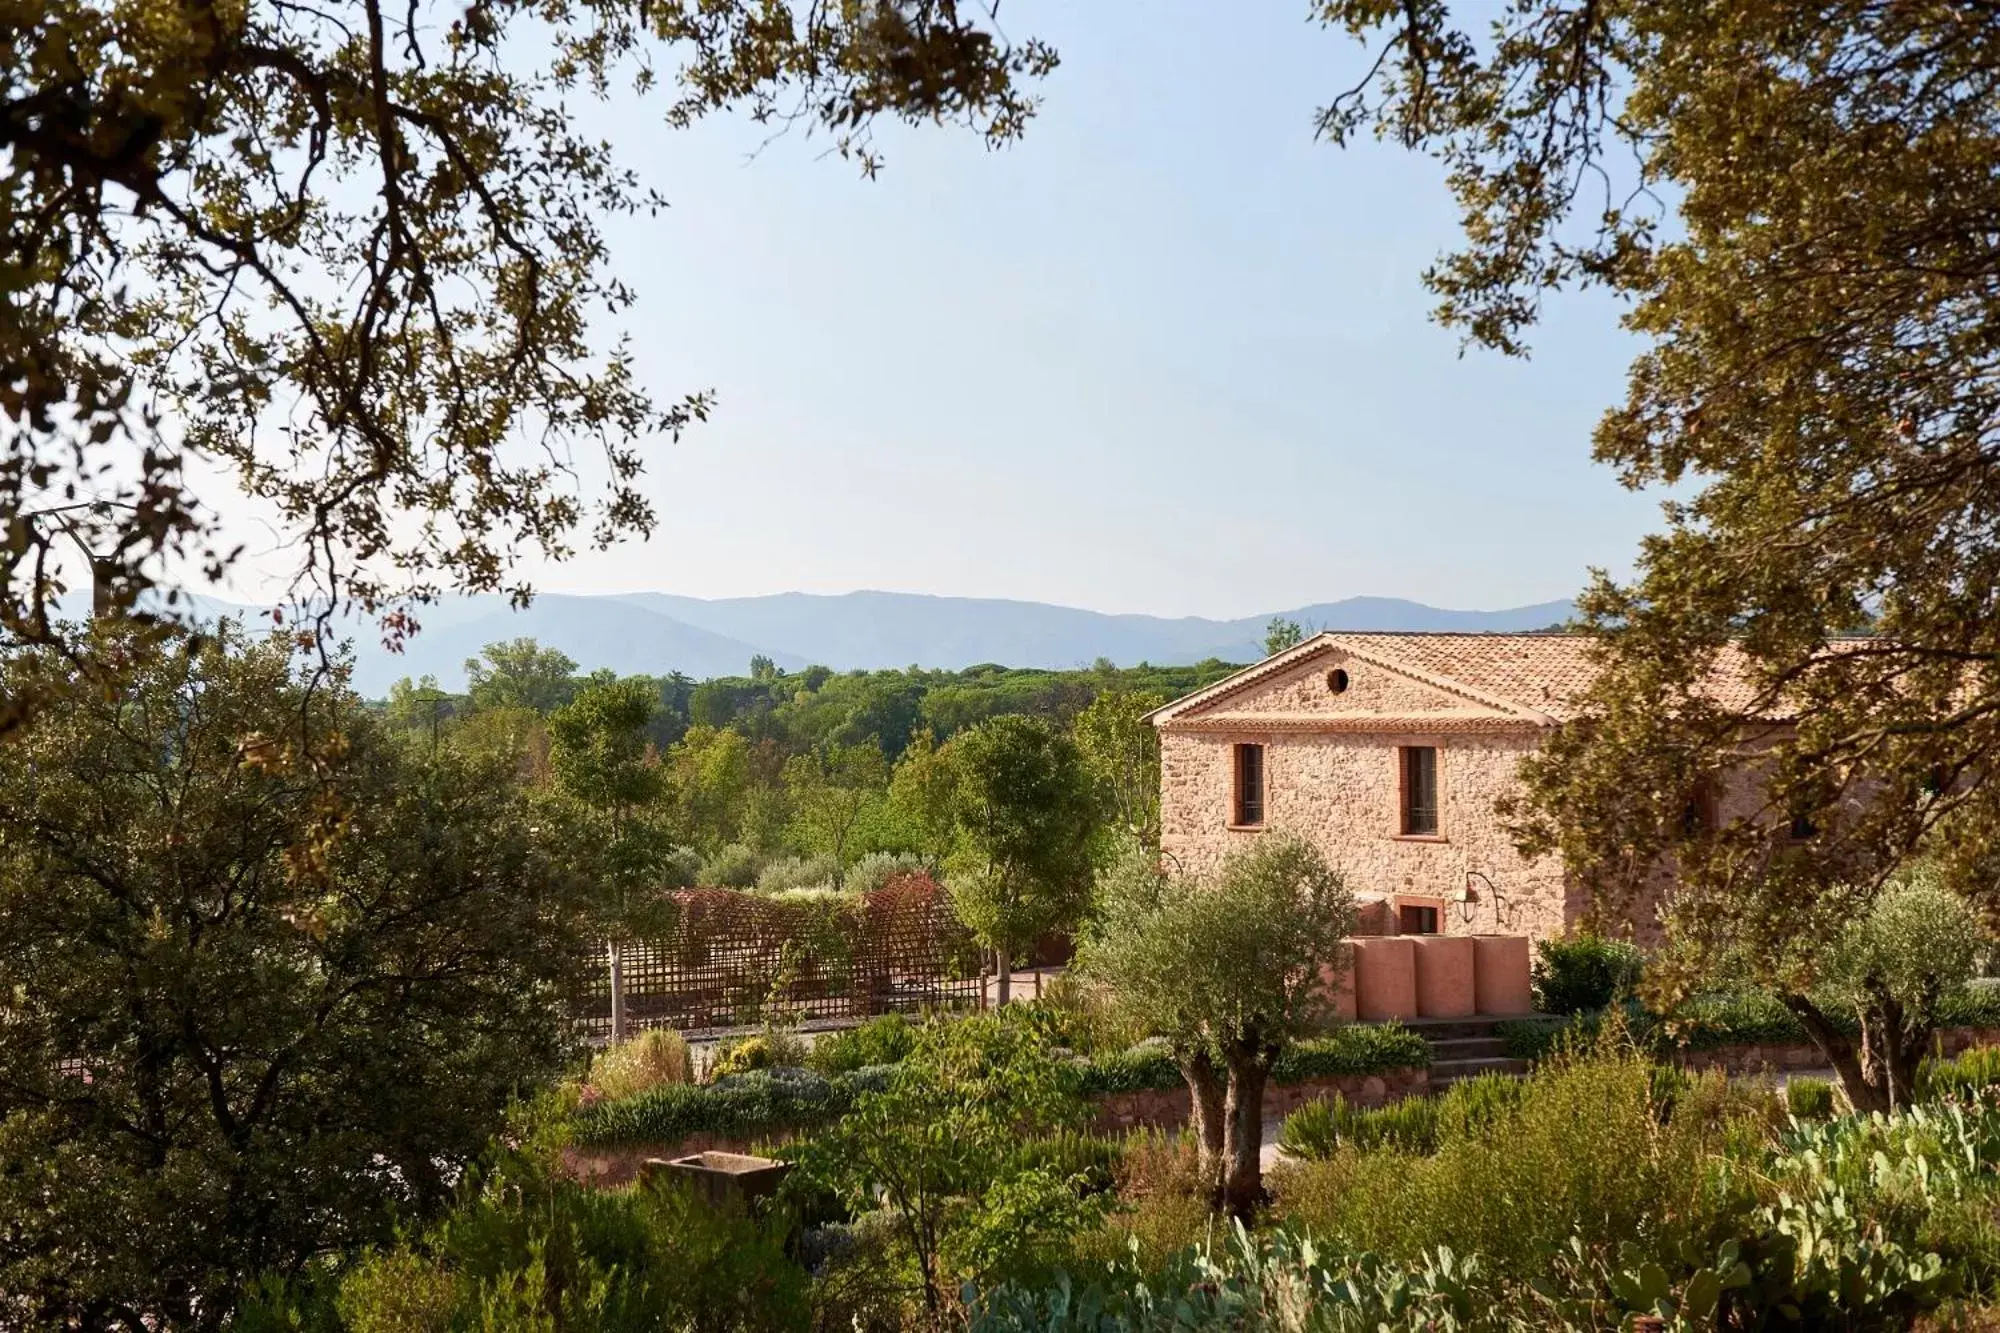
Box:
0;625;590;1326
1320;0;2000;1059
1080;834;1355;1218
1;0;1055;726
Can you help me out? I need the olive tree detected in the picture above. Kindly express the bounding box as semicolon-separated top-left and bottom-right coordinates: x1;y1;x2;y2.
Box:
1079;834;1354;1218
1808;873;1982;1110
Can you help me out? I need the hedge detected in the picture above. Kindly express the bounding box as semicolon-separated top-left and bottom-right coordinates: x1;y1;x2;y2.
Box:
572;1064;893;1149
1495;985;2000;1063
576;1024;1432;1147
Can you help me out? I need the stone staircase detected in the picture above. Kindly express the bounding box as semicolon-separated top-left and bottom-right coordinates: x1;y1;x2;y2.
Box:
1403;1016;1531;1088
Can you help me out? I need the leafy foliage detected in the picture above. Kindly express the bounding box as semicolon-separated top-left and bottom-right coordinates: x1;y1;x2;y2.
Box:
1;0;1056;714
1079;836;1357;1215
590;1030;695;1101
809;1013;919;1076
0;626;589;1327
1531;935;1645;1015
796;1013;1103;1326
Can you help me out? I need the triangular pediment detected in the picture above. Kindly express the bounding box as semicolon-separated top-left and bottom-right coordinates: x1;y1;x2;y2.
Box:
1150;635;1556;732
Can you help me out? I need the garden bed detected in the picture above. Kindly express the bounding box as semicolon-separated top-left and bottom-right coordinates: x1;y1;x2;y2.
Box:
564;1024;1433;1185
1496;985;2000;1070
1092;1066;1429;1134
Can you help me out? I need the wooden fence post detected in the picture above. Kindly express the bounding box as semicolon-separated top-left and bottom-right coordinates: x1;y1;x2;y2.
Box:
608;939;626;1044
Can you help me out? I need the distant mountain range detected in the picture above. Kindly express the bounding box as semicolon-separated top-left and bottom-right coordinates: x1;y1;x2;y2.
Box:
160;589;1576;697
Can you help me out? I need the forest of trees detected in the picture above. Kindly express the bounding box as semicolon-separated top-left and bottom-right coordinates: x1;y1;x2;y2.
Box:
380;642;1239;890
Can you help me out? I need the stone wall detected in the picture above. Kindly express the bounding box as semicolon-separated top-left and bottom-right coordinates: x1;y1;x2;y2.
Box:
1160;727;1575;940
1678;1026;2000;1076
1091;1066;1429;1135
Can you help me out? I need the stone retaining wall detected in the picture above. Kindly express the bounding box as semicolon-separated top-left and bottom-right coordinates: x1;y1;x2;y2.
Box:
1091;1066;1429;1134
1677;1026;2000;1076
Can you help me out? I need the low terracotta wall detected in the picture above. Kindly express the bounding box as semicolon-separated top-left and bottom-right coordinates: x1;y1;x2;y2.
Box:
1329;934;1532;1022
1091;1066;1429;1134
1677;1026;2000;1076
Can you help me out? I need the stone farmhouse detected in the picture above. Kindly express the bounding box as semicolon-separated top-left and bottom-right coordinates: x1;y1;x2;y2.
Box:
1149;632;1772;945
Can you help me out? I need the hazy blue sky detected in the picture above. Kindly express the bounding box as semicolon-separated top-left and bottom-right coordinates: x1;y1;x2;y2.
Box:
216;1;1668;621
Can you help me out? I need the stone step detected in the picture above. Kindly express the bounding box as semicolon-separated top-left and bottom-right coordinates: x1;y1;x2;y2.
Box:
1397;1015;1518;1041
1430;1056;1531;1085
1427;1036;1510;1061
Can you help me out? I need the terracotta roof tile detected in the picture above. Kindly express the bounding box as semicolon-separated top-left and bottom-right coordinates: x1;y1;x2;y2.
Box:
1152;632;1774;728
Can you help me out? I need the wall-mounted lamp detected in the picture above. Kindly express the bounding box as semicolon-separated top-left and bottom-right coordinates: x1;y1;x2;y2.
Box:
1462;869;1512;930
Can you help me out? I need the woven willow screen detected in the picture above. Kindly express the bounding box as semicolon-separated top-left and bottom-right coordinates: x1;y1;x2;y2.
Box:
580;874;985;1038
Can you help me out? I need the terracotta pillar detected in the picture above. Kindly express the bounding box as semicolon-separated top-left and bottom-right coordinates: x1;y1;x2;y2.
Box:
1412;936;1477;1018
1351;937;1419;1023
1473;935;1534;1016
1319;947;1359;1023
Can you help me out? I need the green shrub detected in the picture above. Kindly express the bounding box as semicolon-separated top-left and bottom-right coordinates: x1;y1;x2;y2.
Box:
591;1029;694;1100
698;842;762;888
1433;1071;1528;1139
1921;1045;2000;1103
1274;1024;1431;1082
1786;1076;1838;1120
1272;1048;1755;1289
847;851;926;894
796;1012;1103;1324
1280;1094;1439;1159
1279;1097;1355;1160
756;853;840;894
1016;974;1147;1058
1013;1130;1124;1196
333;1249;459;1333
1531;934;1645;1014
974;1225;1485;1332
1073;1026;1429;1098
428;1155;807;1333
1070;1041;1180;1096
1278;1078;1519;1162
708;1030;807;1081
1941;984;2000;1030
1494;1014;1583;1061
809;1013;916;1075
661;844;703;888
574;1065;873;1148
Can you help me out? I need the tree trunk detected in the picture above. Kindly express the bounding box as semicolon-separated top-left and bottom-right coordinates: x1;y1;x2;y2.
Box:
1178;1047;1226;1197
607;938;626;1044
994;946;1011;1007
1219;1054;1270;1221
1858;984;1928;1111
1783;992;1889;1113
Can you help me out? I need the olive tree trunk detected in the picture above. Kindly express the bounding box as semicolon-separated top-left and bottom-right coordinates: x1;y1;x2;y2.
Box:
1176;1045;1226;1198
1219;1053;1271;1221
1782;992;1930;1113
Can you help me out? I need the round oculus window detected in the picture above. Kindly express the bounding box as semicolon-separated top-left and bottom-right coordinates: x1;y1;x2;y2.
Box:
1327;668;1350;694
